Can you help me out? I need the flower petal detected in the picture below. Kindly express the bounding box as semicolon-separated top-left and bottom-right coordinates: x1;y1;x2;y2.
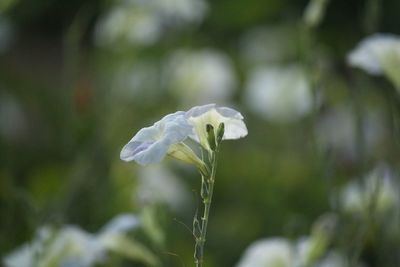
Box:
185;104;216;118
220;116;248;140
121;111;194;165
185;104;248;150
120;141;153;162
216;106;244;119
160;112;193;144
131;140;169;165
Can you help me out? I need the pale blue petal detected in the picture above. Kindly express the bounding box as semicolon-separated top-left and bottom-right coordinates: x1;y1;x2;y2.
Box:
130;126;159;142
162;115;193;144
100;214;140;235
120;141;153;162
185;104;216;118
132;140;169;165
161;111;186;122
216;106;244;119
121;110;194;165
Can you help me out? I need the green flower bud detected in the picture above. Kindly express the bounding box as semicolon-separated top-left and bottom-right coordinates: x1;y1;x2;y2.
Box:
206;124;216;151
216;123;225;145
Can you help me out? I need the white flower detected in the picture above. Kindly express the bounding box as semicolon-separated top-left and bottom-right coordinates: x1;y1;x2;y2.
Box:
303;0;330;28
185;104;248;150
315;105;386;161
236;237;348;267
98;214;140;236
120;111;193;165
165;49;236;105
316;252;347;267
347;34;400;89
347;34;400;75
340;165;399;215
95;0;207;47
4;214;145;267
3;227;51;267
135;165;191;211
4;226;104;267
239;25;299;65
236;238;293;267
41;226;103;267
112;61;161;102
244;64;313;123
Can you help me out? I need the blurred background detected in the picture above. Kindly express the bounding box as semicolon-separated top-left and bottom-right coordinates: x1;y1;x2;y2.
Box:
1;0;400;266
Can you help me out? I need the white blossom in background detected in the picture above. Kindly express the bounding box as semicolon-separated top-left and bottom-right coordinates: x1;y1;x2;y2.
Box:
95;0;207;47
244;64;313;123
303;0;330;28
111;61;161;101
40;227;103;267
347;34;400;89
165;49;236;105
340;165;399;215
315;105;386;160
315;252;347;267
235;237;347;267
4;226;103;267
136;165;191;211
239;25;299;65
236;238;293;267
4;214;145;267
99;214;140;236
3;227;51;267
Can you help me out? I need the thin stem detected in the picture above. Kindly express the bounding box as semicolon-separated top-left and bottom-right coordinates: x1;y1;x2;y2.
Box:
194;150;218;267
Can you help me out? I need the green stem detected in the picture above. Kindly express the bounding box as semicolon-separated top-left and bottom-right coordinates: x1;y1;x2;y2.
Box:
194;150;218;267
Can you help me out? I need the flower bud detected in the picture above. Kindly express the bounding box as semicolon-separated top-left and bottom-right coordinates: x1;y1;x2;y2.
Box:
206;124;216;151
216;123;225;145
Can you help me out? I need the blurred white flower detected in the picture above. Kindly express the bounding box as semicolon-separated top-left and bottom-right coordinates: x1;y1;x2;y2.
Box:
120;111;194;165
347;34;400;89
165;49;236;105
236;238;293;267
244;64;313;123
99;214;140;236
239;25;299;65
41;226;103;267
95;0;207;47
347;34;400;75
111;61;161;102
316;252;347;267
185;104;248;150
4;226;51;267
96;214;160;266
4;215;143;267
152;0;207;22
236;237;347;267
315;105;386;160
4;226;103;267
303;0;330;28
136;165;191;211
340;165;399;215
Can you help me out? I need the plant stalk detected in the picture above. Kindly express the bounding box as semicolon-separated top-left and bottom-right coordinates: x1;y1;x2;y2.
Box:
194;150;218;267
